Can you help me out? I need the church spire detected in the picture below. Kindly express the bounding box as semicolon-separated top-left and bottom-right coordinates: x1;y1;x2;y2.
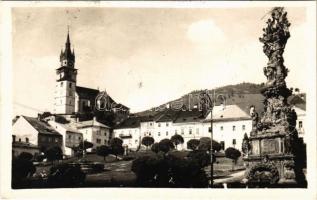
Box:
60;27;75;67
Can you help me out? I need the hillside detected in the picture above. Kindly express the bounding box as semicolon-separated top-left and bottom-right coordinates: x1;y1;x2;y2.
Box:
135;82;305;117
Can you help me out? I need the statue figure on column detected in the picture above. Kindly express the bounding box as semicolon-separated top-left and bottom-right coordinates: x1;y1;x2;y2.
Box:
250;105;259;136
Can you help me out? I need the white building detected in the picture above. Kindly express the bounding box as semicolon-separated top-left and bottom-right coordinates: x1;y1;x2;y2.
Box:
48;119;83;156
12;115;63;152
76;118;111;152
113;116;142;150
203;105;252;150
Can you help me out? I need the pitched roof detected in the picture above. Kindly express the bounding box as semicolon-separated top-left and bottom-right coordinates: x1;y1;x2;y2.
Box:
173;109;205;124
203;105;251;122
114;116;141;129
23;116;61;136
75;86;99;99
155;109;179;122
76;119;110;129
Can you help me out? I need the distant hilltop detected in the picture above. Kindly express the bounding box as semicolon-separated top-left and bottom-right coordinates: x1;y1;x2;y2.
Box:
135;82;305;117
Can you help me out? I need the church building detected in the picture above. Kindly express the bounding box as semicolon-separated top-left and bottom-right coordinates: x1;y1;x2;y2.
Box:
53;31;129;116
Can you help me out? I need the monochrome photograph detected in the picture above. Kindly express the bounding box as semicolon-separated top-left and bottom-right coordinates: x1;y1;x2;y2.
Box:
0;1;316;199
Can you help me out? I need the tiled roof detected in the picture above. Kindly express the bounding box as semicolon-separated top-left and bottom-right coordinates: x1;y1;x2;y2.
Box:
23;116;61;136
212;105;251;120
114;116;141;129
156;109;179;122
173;109;205;124
76;119;110;129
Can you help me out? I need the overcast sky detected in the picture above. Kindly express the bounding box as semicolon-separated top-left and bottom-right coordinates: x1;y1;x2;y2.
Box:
12;7;310;117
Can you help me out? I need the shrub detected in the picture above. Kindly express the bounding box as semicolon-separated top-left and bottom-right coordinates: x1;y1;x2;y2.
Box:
12;156;36;188
48;163;86;187
187;150;210;168
225;147;241;170
171;134;184;148
151;142;159;153
45;146;63;164
198;137;221;152
187;139;200;151
141;136;155;149
96;145;111;161
158;139;174;153
18;152;33;161
110;138;124;159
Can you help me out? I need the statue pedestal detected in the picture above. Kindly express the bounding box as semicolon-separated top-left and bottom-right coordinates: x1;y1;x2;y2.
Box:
243;132;299;186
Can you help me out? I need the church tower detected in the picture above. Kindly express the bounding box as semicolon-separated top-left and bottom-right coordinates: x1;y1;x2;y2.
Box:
53;30;77;114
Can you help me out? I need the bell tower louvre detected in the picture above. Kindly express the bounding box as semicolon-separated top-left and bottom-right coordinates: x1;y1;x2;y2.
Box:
53;29;77;115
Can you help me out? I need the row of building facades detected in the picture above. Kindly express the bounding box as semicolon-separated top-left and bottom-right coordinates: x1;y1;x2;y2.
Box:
12;31;306;158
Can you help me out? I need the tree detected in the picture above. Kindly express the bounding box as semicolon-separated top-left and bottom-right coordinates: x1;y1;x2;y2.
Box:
141;136;155;150
198;137;221;152
151;142;159;153
12;153;36;188
171;134;184;149
18;152;33;161
78;140;94;153
96;145;111;161
158;139;174;153
110;137;124;159
225;147;241;170
187;139;200;151
45;146;63;165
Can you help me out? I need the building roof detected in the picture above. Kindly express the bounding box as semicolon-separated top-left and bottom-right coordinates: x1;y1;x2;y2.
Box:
76;119;110;129
13;141;39;149
203;105;251;122
155;109;179;122
76;86;99;99
23;116;61;136
114;116;142;129
173;109;205;124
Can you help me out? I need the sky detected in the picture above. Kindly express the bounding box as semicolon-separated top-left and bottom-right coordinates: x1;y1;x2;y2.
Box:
12;7;310;117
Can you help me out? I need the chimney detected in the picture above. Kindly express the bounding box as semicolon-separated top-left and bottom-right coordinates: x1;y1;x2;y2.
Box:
37;113;41;121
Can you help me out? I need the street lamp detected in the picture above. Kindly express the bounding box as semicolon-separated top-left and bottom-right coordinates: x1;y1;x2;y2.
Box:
200;89;225;188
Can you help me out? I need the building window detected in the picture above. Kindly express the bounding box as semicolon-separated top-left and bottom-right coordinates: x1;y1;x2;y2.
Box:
149;132;151;136
96;138;101;144
158;132;161;136
104;139;107;144
166;122;169;127
135;140;138;144
196;128;199;135
41;137;45;142
166;131;168;136
181;128;184;135
232;126;236;131
242;125;245;130
150;122;153;126
158;123;161;127
61;82;63;87
78;136;81;140
55;138;59;143
104;132;107;137
69;83;72;88
220;126;223;131
189;128;192;135
25;137;29;143
299;121;303;128
48;138;52;142
68;135;71;139
232;139;236;146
